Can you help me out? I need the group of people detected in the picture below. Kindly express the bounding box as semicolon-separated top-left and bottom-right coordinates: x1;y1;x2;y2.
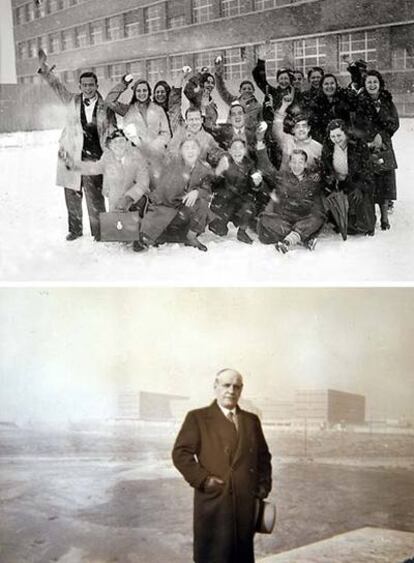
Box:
38;47;400;254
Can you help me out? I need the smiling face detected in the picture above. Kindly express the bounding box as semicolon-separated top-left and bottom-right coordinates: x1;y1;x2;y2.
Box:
79;76;98;99
322;76;337;98
239;82;254;97
186;110;203;134
229;140;246;164
181;139;200;166
365;75;381;98
277;72;291;89
289;152;307;177
329;126;348;147
293;120;310;141
203;75;215;94
214;370;243;410
134;82;150;103
154;84;167;104
230;105;245;129
309;70;323;89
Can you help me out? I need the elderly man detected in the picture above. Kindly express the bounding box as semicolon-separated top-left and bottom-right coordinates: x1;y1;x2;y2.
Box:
172;369;272;563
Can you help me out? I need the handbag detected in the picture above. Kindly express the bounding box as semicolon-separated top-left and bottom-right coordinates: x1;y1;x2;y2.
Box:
99;211;141;242
370;145;396;174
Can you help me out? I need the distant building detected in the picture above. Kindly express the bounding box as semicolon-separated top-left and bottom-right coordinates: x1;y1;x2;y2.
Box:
116;391;189;421
249;397;295;423
10;0;414;109
294;389;366;426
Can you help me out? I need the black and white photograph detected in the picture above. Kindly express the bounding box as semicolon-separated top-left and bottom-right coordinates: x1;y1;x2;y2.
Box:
0;0;414;283
1;2;414;562
0;288;414;563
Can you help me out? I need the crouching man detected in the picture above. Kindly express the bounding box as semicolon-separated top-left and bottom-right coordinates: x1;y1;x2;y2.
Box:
136;138;214;252
172;369;272;563
209;139;264;244
257;148;326;253
62;129;150;214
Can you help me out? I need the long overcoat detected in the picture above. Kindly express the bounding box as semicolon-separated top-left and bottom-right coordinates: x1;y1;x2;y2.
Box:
172;401;272;563
352;89;400;201
39;69;116;190
321;138;376;234
309;88;355;144
140;158;214;242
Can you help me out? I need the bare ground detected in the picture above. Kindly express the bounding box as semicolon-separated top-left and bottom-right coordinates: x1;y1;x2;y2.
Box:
1;426;413;563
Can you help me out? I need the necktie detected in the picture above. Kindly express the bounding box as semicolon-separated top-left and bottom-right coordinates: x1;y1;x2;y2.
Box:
227;411;238;431
84;99;90;106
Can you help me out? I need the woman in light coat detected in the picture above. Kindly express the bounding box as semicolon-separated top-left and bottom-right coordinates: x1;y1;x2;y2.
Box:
105;78;171;161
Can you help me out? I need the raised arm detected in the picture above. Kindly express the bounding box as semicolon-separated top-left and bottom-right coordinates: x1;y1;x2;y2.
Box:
104;79;131;116
214;68;237;107
37;50;75;105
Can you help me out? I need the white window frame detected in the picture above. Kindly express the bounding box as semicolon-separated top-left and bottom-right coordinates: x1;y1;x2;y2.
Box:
192;0;213;24
223;47;246;80
90;22;104;45
221;0;242;18
392;47;414;70
338;30;377;73
293;36;326;74
146;59;164;84
106;16;121;41
145;4;162;34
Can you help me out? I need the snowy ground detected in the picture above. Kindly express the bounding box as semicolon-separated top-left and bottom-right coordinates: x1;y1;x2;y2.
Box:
1;121;413;284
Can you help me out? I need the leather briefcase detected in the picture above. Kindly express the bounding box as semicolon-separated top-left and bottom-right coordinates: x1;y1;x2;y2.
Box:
99;211;141;242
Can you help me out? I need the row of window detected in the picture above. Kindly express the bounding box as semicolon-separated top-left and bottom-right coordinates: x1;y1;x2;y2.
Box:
14;0;310;28
22;30;413;87
14;0;88;24
17;30;378;79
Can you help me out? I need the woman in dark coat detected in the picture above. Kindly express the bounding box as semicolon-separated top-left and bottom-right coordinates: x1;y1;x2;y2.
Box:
309;74;355;144
321;119;376;236
139;138;214;251
353;70;400;229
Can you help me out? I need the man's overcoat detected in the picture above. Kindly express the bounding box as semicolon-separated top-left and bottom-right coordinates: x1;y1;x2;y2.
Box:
172;401;272;563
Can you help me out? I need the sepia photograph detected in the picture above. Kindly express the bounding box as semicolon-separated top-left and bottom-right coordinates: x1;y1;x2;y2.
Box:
0;287;413;562
1;0;414;283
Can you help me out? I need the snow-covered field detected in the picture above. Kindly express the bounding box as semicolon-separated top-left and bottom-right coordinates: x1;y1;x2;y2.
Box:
1;121;413;284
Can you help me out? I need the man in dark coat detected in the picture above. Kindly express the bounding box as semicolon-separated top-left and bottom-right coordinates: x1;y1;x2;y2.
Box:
172;369;272;563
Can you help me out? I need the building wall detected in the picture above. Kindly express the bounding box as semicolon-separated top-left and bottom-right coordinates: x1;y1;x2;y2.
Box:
327;389;366;425
294;389;366;425
4;0;414;131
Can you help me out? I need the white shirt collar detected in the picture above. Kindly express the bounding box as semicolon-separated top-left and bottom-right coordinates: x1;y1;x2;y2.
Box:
218;403;237;417
83;95;98;105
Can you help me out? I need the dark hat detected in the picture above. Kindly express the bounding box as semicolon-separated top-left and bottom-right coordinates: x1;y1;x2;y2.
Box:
255;499;276;534
106;128;127;146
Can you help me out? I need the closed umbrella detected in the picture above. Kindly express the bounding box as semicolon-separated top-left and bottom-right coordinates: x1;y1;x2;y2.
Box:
324;190;349;241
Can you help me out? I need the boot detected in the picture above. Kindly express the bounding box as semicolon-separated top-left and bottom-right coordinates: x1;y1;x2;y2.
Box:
209;218;228;236
237;228;253;245
185;231;207;252
380;202;390;230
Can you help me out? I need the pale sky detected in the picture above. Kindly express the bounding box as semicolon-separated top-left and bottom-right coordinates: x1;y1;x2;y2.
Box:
0;288;413;423
0;0;17;83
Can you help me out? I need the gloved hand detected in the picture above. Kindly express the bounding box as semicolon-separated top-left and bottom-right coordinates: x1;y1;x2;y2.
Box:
115;195;134;211
349;188;363;206
122;73;134;85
